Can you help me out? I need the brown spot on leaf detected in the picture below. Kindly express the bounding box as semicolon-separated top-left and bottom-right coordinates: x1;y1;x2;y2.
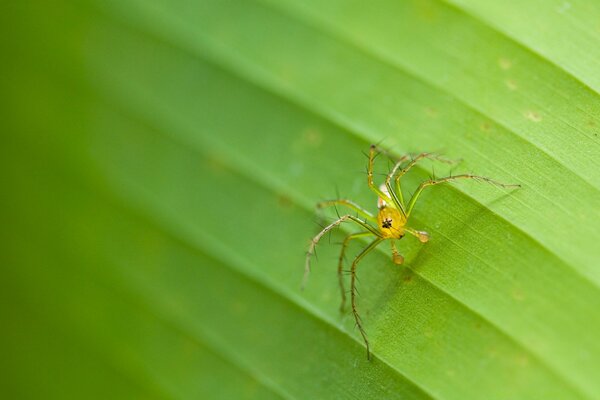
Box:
524;110;542;122
505;79;518;91
498;57;512;70
277;193;293;209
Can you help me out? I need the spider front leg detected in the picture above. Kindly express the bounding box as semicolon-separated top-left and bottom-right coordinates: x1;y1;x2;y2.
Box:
350;237;385;360
384;155;409;209
367;145;395;203
392;152;459;208
406;174;521;216
303;214;379;290
395;152;459;183
316;199;376;222
338;232;376;312
368;145;406;213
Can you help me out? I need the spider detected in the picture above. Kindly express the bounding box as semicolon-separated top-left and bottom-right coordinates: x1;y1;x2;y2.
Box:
303;145;520;360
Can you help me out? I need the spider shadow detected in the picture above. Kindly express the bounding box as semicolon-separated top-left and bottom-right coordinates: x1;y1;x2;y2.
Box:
405;189;516;273
364;190;517;336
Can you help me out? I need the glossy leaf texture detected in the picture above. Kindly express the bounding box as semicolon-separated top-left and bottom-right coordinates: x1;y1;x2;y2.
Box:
2;0;600;399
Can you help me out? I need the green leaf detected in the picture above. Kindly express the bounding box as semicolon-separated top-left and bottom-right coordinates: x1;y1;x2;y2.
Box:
3;0;600;399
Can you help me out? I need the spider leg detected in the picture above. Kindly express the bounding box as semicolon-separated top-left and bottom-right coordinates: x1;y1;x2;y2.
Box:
382;155;410;216
369;142;403;162
406;174;521;217
367;145;394;204
390;240;404;264
338;232;376;312
368;145;408;216
404;227;430;243
394;153;459;209
350;237;384;360
385;155;410;208
396;152;460;183
317;199;376;222
303;214;380;290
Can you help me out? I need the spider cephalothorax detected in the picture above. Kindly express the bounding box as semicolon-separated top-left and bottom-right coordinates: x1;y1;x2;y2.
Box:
303;145;519;360
377;203;405;238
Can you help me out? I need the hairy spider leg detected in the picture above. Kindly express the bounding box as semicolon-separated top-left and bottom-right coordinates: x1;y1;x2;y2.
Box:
392;152;460;209
384;155;410;209
368;145;395;204
303;214;380;290
316;199;376;222
406;174;521;217
338;232;376;312
368;142;403;162
350;237;385;360
368;145;405;213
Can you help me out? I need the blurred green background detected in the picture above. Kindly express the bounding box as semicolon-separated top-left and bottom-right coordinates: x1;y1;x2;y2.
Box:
2;0;600;399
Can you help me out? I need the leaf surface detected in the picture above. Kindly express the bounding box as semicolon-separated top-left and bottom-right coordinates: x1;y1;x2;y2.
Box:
3;0;600;399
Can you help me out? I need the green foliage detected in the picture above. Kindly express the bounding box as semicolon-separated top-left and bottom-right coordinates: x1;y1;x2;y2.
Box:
2;0;600;399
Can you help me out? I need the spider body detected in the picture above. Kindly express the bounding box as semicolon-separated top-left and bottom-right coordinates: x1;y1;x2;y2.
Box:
303;145;519;360
377;205;405;239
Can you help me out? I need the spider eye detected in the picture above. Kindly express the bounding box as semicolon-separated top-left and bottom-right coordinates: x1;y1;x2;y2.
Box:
382;218;393;229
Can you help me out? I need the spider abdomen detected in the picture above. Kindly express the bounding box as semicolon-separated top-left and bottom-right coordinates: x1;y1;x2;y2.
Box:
377;206;406;238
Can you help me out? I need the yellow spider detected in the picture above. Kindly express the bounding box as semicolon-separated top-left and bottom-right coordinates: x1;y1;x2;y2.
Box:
303;145;520;359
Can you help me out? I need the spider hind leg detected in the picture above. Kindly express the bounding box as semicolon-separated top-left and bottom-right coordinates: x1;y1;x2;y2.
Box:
350;238;385;360
338;232;375;312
